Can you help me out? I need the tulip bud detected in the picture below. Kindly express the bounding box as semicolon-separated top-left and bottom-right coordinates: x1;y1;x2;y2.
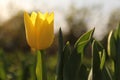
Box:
24;11;54;50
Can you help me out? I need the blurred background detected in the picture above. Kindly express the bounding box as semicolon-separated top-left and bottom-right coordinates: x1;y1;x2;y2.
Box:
0;0;120;79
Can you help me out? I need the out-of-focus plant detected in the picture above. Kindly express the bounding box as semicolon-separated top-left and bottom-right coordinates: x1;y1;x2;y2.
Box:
0;49;7;80
56;28;94;80
108;24;120;80
90;40;112;80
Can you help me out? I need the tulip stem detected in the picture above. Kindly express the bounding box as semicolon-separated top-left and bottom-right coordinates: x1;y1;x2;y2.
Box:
36;50;47;80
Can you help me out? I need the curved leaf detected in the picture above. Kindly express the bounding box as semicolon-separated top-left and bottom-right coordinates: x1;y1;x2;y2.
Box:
74;28;95;54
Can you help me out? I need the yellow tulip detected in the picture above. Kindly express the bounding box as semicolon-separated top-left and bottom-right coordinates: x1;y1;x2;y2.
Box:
24;11;54;50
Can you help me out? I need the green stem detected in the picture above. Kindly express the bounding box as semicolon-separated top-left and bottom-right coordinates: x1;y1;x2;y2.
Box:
36;50;47;80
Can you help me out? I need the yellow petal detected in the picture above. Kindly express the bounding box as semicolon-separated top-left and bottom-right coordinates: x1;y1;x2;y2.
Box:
47;12;54;24
35;18;54;49
38;12;48;20
24;12;36;48
35;13;43;49
30;12;37;25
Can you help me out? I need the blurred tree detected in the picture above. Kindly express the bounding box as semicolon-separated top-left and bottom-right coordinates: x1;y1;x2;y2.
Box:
0;11;29;52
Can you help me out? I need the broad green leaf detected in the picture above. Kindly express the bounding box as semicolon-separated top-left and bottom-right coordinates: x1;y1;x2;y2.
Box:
108;31;116;59
63;49;81;80
74;28;95;54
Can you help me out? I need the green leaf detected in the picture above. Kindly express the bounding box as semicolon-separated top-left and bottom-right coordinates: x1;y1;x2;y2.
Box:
63;41;71;65
114;23;120;40
92;40;104;80
76;64;88;80
0;64;6;80
58;28;64;54
56;28;64;80
0;49;6;80
110;23;120;80
107;31;116;59
114;39;120;80
117;23;120;38
29;64;36;80
100;49;106;70
63;49;81;80
92;40;112;80
102;67;113;80
74;28;95;54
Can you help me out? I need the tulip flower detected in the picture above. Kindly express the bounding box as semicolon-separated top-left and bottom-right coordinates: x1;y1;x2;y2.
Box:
24;11;54;50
